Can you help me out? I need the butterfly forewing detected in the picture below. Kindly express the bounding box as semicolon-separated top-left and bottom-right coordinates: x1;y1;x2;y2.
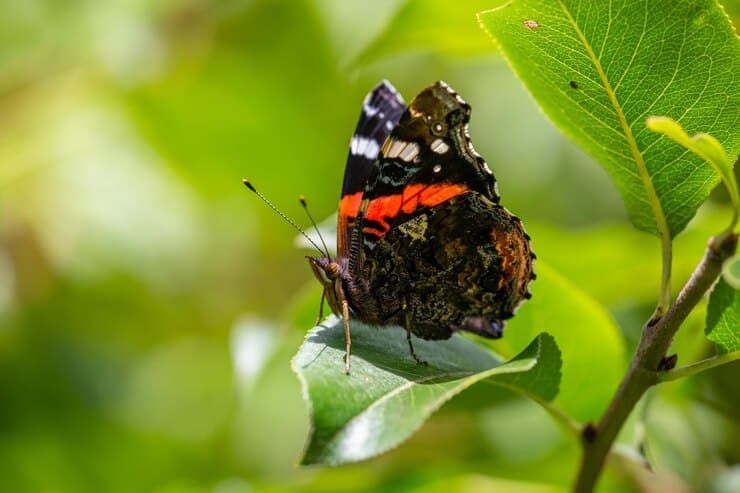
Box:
357;81;501;254
337;81;405;257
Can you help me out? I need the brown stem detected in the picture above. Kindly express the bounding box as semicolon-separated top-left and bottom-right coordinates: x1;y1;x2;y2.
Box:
573;233;738;493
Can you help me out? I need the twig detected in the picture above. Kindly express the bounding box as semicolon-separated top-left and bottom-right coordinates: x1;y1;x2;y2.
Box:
657;350;740;382
573;232;738;493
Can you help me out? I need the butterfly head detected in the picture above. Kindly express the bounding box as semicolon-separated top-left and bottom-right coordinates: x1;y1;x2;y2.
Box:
307;255;339;282
307;256;347;315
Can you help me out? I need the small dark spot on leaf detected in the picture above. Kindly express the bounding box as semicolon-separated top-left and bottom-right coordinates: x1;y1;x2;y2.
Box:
569;80;579;90
523;19;540;29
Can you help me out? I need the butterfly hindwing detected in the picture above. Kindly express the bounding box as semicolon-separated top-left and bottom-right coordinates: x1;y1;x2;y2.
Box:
337;81;405;257
360;192;534;340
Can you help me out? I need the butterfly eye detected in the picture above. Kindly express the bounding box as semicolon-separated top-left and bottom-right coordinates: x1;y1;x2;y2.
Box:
431;122;445;135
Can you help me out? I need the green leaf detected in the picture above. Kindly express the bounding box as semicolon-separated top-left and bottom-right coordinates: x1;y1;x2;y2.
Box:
647;116;739;231
292;321;560;465
502;262;626;422
646;117;734;186
354;0;505;67
479;0;740;237
706;278;740;353
723;254;740;289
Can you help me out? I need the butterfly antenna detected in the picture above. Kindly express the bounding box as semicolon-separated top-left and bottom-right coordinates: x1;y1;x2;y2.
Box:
298;195;331;258
242;179;325;256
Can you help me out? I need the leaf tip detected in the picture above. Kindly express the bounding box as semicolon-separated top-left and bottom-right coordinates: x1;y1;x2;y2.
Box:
645;115;674;133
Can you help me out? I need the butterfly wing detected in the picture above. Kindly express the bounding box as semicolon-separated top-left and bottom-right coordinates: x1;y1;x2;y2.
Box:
355;81;500;257
353;81;534;340
337;81;405;257
362;193;535;340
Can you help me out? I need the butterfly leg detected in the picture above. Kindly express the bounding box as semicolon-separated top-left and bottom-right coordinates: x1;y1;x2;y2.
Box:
403;305;428;367
406;327;428;367
342;299;351;375
314;289;326;325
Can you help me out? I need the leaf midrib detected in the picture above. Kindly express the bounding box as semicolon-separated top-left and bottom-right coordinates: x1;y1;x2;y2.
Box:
556;0;670;241
317;370;473;461
319;357;539;461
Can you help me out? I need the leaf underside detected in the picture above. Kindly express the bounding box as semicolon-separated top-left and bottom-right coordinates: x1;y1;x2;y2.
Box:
647;116;739;229
706;279;740;353
724;255;740;289
480;0;740;237
292;318;560;466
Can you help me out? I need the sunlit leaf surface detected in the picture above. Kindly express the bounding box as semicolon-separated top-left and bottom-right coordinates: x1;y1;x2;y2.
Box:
480;0;740;237
706;279;740;352
293;319;560;465
723;254;740;289
647;116;739;230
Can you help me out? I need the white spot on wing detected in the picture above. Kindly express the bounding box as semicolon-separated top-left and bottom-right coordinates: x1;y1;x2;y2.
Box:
385;139;404;158
431;139;449;154
362;96;380;117
398;142;419;162
385;139;419;162
350;136;380;160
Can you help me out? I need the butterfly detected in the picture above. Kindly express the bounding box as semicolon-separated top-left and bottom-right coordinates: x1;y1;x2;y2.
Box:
308;80;535;374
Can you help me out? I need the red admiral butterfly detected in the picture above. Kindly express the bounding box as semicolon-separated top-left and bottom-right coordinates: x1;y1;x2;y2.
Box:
307;81;535;373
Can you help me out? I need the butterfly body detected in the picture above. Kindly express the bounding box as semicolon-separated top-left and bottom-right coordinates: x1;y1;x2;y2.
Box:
308;80;535;371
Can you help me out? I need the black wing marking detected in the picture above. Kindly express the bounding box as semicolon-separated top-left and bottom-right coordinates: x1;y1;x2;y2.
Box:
363;80;498;202
341;80;406;197
357;80;500;256
338;81;405;257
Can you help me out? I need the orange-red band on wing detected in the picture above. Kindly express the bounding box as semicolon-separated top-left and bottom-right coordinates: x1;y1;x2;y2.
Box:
337;191;363;256
363;183;469;237
339;184;470;254
402;183;469;212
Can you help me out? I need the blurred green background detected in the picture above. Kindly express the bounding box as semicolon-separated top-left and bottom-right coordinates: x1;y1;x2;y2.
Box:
1;1;739;492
